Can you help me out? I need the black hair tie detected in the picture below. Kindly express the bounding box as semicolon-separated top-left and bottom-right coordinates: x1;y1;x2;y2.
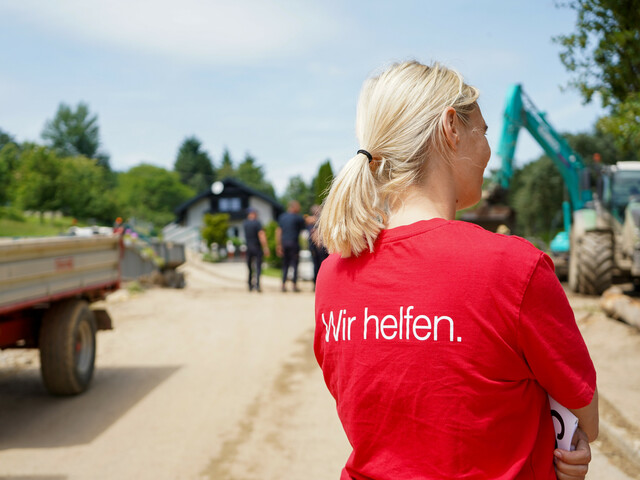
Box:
357;149;373;162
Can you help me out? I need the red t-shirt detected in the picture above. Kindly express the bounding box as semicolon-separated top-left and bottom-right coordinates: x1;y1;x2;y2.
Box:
314;219;596;480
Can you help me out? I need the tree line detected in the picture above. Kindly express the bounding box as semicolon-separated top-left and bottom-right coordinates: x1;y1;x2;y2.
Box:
0;103;334;235
0;106;632;242
555;0;640;154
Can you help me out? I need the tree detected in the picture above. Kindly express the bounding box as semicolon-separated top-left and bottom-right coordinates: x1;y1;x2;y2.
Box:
555;0;640;152
56;156;117;222
41;102;111;169
115;164;194;229
0;128;15;151
313;159;334;205
509;155;565;239
564;126;637;164
0;151;12;207
217;148;235;179
13;145;62;218
597;95;640;152
201;213;229;251
0;142;20;206
2;140;117;221
263;220;282;268
235;153;276;198
281;175;314;214
215;150;276;198
174;136;215;193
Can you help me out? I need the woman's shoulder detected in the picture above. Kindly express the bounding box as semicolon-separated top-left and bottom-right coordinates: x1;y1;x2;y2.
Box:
439;222;555;291
452;220;542;250
438;220;549;271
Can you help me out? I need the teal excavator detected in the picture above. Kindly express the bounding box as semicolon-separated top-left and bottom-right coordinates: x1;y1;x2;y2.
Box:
495;84;640;295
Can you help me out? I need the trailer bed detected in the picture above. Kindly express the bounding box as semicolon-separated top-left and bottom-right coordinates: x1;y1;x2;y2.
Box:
0;235;121;316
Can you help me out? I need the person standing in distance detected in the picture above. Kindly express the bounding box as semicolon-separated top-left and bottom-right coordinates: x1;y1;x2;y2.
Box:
242;207;269;292
315;61;597;480
276;200;306;292
306;204;329;291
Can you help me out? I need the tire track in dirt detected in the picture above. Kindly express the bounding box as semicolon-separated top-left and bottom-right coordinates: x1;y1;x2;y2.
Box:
569;287;640;479
596;395;640;479
201;326;318;479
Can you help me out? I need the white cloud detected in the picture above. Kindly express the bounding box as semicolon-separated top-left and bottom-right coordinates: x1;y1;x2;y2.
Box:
2;0;344;65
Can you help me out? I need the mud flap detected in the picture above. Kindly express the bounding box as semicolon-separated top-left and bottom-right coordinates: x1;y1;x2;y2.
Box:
92;309;113;331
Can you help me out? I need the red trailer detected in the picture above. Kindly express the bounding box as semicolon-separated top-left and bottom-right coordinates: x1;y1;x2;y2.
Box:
0;235;121;395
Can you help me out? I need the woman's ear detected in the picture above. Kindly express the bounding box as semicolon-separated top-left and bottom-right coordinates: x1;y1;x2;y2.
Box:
441;107;459;150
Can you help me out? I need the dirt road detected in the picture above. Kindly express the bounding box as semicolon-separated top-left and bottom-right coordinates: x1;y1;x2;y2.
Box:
0;257;638;479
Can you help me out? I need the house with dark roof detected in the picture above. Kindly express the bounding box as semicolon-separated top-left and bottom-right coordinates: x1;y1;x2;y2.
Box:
162;178;284;250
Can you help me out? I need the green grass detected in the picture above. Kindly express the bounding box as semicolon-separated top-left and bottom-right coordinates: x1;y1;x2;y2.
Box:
262;267;282;278
0;214;80;237
126;280;145;294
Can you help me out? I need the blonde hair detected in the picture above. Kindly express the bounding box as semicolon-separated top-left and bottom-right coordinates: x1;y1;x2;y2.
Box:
318;60;479;257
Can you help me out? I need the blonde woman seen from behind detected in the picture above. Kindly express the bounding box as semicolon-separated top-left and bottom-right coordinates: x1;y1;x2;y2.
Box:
314;61;598;480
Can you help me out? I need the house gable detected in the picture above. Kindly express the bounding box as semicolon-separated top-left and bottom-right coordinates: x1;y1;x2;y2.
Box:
173;177;284;230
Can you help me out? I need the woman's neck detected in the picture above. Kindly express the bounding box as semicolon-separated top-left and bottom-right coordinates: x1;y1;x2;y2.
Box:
386;169;458;229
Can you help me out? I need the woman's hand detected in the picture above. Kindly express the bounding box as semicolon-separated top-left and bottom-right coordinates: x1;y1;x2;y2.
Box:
554;427;591;479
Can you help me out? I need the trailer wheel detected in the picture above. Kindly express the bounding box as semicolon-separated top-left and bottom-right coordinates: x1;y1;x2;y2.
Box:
163;269;185;288
574;231;614;295
176;271;185;289
39;299;97;395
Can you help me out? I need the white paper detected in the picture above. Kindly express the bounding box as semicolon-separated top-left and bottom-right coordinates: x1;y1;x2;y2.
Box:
549;395;579;451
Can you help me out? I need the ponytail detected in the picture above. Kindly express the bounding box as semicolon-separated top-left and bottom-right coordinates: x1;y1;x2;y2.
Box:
318;151;385;257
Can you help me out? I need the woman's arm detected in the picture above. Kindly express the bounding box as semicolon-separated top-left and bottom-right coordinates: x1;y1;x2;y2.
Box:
275;226;283;257
570;387;599;442
258;229;270;257
553;388;598;479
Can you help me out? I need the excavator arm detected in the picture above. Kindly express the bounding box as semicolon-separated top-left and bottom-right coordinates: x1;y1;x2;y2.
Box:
495;84;627;294
497;84;592;210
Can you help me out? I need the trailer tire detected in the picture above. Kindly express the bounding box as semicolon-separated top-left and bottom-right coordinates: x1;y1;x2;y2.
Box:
39;299;97;395
175;271;185;289
575;231;614;295
163;269;185;288
163;269;177;288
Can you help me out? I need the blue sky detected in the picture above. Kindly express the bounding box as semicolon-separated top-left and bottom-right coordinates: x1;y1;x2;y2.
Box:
0;0;605;195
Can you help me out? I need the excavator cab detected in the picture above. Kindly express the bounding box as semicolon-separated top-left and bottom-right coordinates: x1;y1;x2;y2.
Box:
599;164;640;222
594;162;640;279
